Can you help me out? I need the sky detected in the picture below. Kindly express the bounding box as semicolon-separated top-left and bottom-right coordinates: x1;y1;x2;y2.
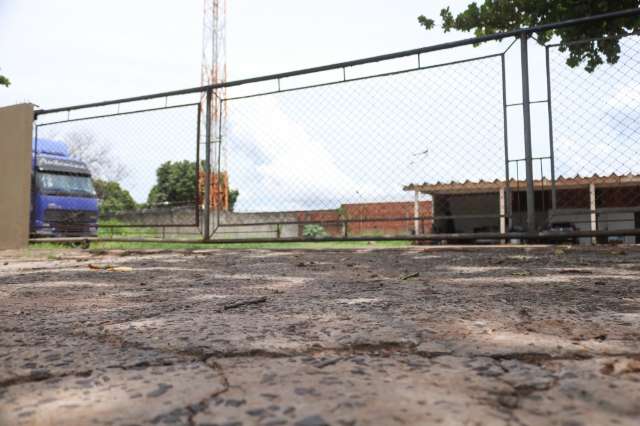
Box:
1;1;638;210
1;0;472;108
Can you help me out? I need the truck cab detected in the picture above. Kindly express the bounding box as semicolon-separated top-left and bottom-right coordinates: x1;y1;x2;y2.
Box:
31;139;99;237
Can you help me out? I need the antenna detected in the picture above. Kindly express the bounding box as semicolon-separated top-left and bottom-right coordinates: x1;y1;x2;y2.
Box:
201;0;227;172
200;0;229;211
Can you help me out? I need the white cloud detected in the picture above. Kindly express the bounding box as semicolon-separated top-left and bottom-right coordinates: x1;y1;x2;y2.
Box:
226;96;364;211
607;84;640;109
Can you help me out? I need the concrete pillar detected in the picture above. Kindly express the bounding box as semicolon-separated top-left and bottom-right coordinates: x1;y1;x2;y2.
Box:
0;104;34;249
414;190;420;236
590;183;597;245
499;187;506;244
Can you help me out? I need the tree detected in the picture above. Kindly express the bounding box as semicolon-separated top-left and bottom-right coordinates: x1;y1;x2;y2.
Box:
65;132;129;181
229;189;239;212
59;132;135;214
419;1;640;72
147;160;197;206
147;160;240;210
93;179;137;214
0;66;9;87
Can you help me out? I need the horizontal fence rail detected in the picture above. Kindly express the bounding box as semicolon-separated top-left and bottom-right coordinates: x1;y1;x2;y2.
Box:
30;8;640;245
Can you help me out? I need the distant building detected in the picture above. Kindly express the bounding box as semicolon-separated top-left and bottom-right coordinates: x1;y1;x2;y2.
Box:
405;173;640;244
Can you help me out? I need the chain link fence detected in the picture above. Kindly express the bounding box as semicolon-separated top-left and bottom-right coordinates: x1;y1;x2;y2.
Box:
34;98;203;239
216;54;505;240
31;10;640;244
546;34;640;244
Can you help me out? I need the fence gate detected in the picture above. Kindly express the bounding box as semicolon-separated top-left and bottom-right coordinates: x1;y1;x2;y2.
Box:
31;8;640;244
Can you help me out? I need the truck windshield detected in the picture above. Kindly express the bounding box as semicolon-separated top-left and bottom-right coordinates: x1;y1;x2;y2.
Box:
36;172;96;197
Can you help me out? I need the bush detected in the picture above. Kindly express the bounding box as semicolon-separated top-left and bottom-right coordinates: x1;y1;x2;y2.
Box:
303;224;327;239
94;179;137;215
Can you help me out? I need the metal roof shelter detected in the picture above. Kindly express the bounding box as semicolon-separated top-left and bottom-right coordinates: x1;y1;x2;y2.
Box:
404;173;640;244
404;173;640;195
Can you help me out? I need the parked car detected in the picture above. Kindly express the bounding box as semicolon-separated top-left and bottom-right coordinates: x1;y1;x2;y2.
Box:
539;222;578;244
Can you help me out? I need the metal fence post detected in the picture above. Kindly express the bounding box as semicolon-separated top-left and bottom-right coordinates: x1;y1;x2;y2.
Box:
545;45;558;214
194;103;202;228
413;190;420;236
501;54;511;232
203;88;213;241
520;33;536;233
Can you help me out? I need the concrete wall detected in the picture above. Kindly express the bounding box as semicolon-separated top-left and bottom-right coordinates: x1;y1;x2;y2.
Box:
0;104;33;249
110;207;300;240
212;211;299;240
545;209;592;245
597;209;637;244
111;202;433;240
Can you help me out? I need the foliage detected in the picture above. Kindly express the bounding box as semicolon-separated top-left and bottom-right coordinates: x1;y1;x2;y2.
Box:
147;160;239;210
0;74;9;87
303;224;328;239
93;179;137;214
229;189;239;212
336;206;348;219
147;160;197;206
419;1;640;72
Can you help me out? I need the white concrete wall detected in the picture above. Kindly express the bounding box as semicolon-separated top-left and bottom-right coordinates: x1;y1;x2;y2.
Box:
597;209;636;244
109;207;301;239
548;210;592;245
211;211;300;240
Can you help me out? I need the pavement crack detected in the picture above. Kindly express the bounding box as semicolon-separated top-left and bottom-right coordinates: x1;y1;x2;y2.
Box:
488;352;590;364
0;369;93;393
488;351;640;365
186;358;230;426
105;359;182;370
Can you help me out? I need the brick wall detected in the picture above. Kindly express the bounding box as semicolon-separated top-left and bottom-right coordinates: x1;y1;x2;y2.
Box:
296;201;433;237
296;210;342;237
343;201;432;237
597;186;640;208
511;187;640;210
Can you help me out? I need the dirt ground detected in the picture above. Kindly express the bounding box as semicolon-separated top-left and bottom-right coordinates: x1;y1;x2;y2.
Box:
1;245;640;426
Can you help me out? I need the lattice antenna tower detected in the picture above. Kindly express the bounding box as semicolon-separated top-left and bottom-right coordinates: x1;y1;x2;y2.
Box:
200;0;227;172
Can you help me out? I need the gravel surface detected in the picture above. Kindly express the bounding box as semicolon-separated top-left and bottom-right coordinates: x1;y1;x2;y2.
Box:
1;245;639;425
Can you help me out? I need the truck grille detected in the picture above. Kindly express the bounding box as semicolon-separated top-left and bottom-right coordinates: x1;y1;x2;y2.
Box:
44;209;97;224
41;209;98;236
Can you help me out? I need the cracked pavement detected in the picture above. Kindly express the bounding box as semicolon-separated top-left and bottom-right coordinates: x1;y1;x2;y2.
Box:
1;245;640;425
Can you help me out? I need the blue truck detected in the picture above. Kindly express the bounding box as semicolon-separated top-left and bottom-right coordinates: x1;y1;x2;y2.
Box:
31;139;99;237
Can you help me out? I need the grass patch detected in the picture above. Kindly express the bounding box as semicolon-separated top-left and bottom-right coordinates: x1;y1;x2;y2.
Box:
29;219;414;250
29;239;412;251
98;219;159;239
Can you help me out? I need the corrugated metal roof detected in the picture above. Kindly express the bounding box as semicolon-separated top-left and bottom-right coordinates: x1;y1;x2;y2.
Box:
404;173;640;194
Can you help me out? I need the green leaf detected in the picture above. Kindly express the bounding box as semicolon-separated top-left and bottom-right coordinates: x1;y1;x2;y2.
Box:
418;15;435;30
94;179;137;214
418;0;640;72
